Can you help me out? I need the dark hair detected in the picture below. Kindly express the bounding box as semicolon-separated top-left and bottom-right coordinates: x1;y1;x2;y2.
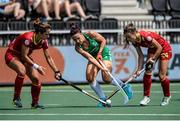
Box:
70;23;81;36
33;18;51;33
123;23;136;34
123;23;136;49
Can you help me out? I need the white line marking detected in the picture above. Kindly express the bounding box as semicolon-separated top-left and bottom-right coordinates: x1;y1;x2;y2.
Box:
44;104;62;106
0;113;180;116
0;89;180;94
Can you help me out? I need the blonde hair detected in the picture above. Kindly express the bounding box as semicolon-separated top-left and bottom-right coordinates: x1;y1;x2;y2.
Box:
123;23;136;49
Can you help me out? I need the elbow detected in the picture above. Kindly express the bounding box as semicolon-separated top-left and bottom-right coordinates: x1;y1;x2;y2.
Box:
158;46;163;53
102;39;106;45
87;56;94;62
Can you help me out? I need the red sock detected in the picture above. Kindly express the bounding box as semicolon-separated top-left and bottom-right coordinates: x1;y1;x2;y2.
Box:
31;84;41;105
13;75;24;100
161;78;170;97
143;74;152;97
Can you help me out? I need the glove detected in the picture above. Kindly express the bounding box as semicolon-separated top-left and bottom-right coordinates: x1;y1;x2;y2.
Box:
54;71;62;80
145;59;155;71
96;52;102;60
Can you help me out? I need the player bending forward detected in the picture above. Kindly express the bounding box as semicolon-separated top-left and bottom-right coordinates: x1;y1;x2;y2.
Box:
4;18;62;109
123;23;172;106
70;23;132;107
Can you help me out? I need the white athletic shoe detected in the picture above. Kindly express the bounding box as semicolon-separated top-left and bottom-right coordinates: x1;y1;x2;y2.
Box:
140;96;150;106
160;96;171;106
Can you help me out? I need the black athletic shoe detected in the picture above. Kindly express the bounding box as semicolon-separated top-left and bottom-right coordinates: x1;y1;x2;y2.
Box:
31;103;45;109
13;98;22;108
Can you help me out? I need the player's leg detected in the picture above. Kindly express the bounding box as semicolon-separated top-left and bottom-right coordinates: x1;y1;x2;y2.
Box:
159;52;172;106
25;64;44;109
140;53;153;106
86;62;107;106
101;60;125;86
6;56;26;108
70;2;87;19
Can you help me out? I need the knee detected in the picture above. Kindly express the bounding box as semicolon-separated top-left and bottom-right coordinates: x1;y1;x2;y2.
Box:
15;2;21;8
31;76;40;85
145;70;152;75
74;2;80;7
103;79;111;84
102;75;111;84
86;76;94;83
20;10;25;15
17;67;26;77
159;73;166;81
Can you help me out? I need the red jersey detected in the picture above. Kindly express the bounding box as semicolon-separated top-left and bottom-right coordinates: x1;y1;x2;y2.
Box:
134;30;172;53
8;31;48;56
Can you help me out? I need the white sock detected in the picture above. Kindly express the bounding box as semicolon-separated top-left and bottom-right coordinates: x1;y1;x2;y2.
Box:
110;76;125;87
90;80;106;99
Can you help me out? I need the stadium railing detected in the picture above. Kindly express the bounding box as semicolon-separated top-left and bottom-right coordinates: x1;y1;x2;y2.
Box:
0;20;180;47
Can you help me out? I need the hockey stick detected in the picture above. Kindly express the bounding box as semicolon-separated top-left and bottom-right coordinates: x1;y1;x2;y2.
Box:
99;60;130;104
107;68;145;100
60;78;107;105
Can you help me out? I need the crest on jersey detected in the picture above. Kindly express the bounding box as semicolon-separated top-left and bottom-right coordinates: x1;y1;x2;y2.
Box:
24;40;30;46
146;36;152;41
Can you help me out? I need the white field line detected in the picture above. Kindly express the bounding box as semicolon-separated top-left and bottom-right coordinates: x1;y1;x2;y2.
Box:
0;83;180;90
0;113;180;116
0;88;179;93
0;89;180;94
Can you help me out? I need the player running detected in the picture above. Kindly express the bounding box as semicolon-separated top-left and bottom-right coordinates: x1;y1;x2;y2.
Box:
4;18;62;109
123;23;172;106
70;23;132;107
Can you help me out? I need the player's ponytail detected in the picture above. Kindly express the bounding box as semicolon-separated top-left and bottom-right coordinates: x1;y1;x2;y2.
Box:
70;23;81;36
123;23;136;34
33;18;51;33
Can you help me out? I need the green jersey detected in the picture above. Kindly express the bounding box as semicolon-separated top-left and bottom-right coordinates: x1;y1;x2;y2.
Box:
79;33;112;61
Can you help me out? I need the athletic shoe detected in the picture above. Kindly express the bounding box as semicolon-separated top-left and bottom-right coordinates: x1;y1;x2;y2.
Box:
31;103;45;109
140;96;150;106
122;84;133;100
97;98;112;108
13;98;22;108
160;96;171;106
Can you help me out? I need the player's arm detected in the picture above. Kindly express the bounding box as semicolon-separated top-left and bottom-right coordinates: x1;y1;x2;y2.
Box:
75;44;106;71
21;44;46;75
87;31;106;60
144;39;162;71
43;49;62;80
134;45;144;71
21;45;35;66
151;39;163;61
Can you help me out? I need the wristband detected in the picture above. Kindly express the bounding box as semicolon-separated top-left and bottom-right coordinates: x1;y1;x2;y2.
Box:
55;71;60;74
32;63;39;69
98;52;102;55
150;59;155;63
